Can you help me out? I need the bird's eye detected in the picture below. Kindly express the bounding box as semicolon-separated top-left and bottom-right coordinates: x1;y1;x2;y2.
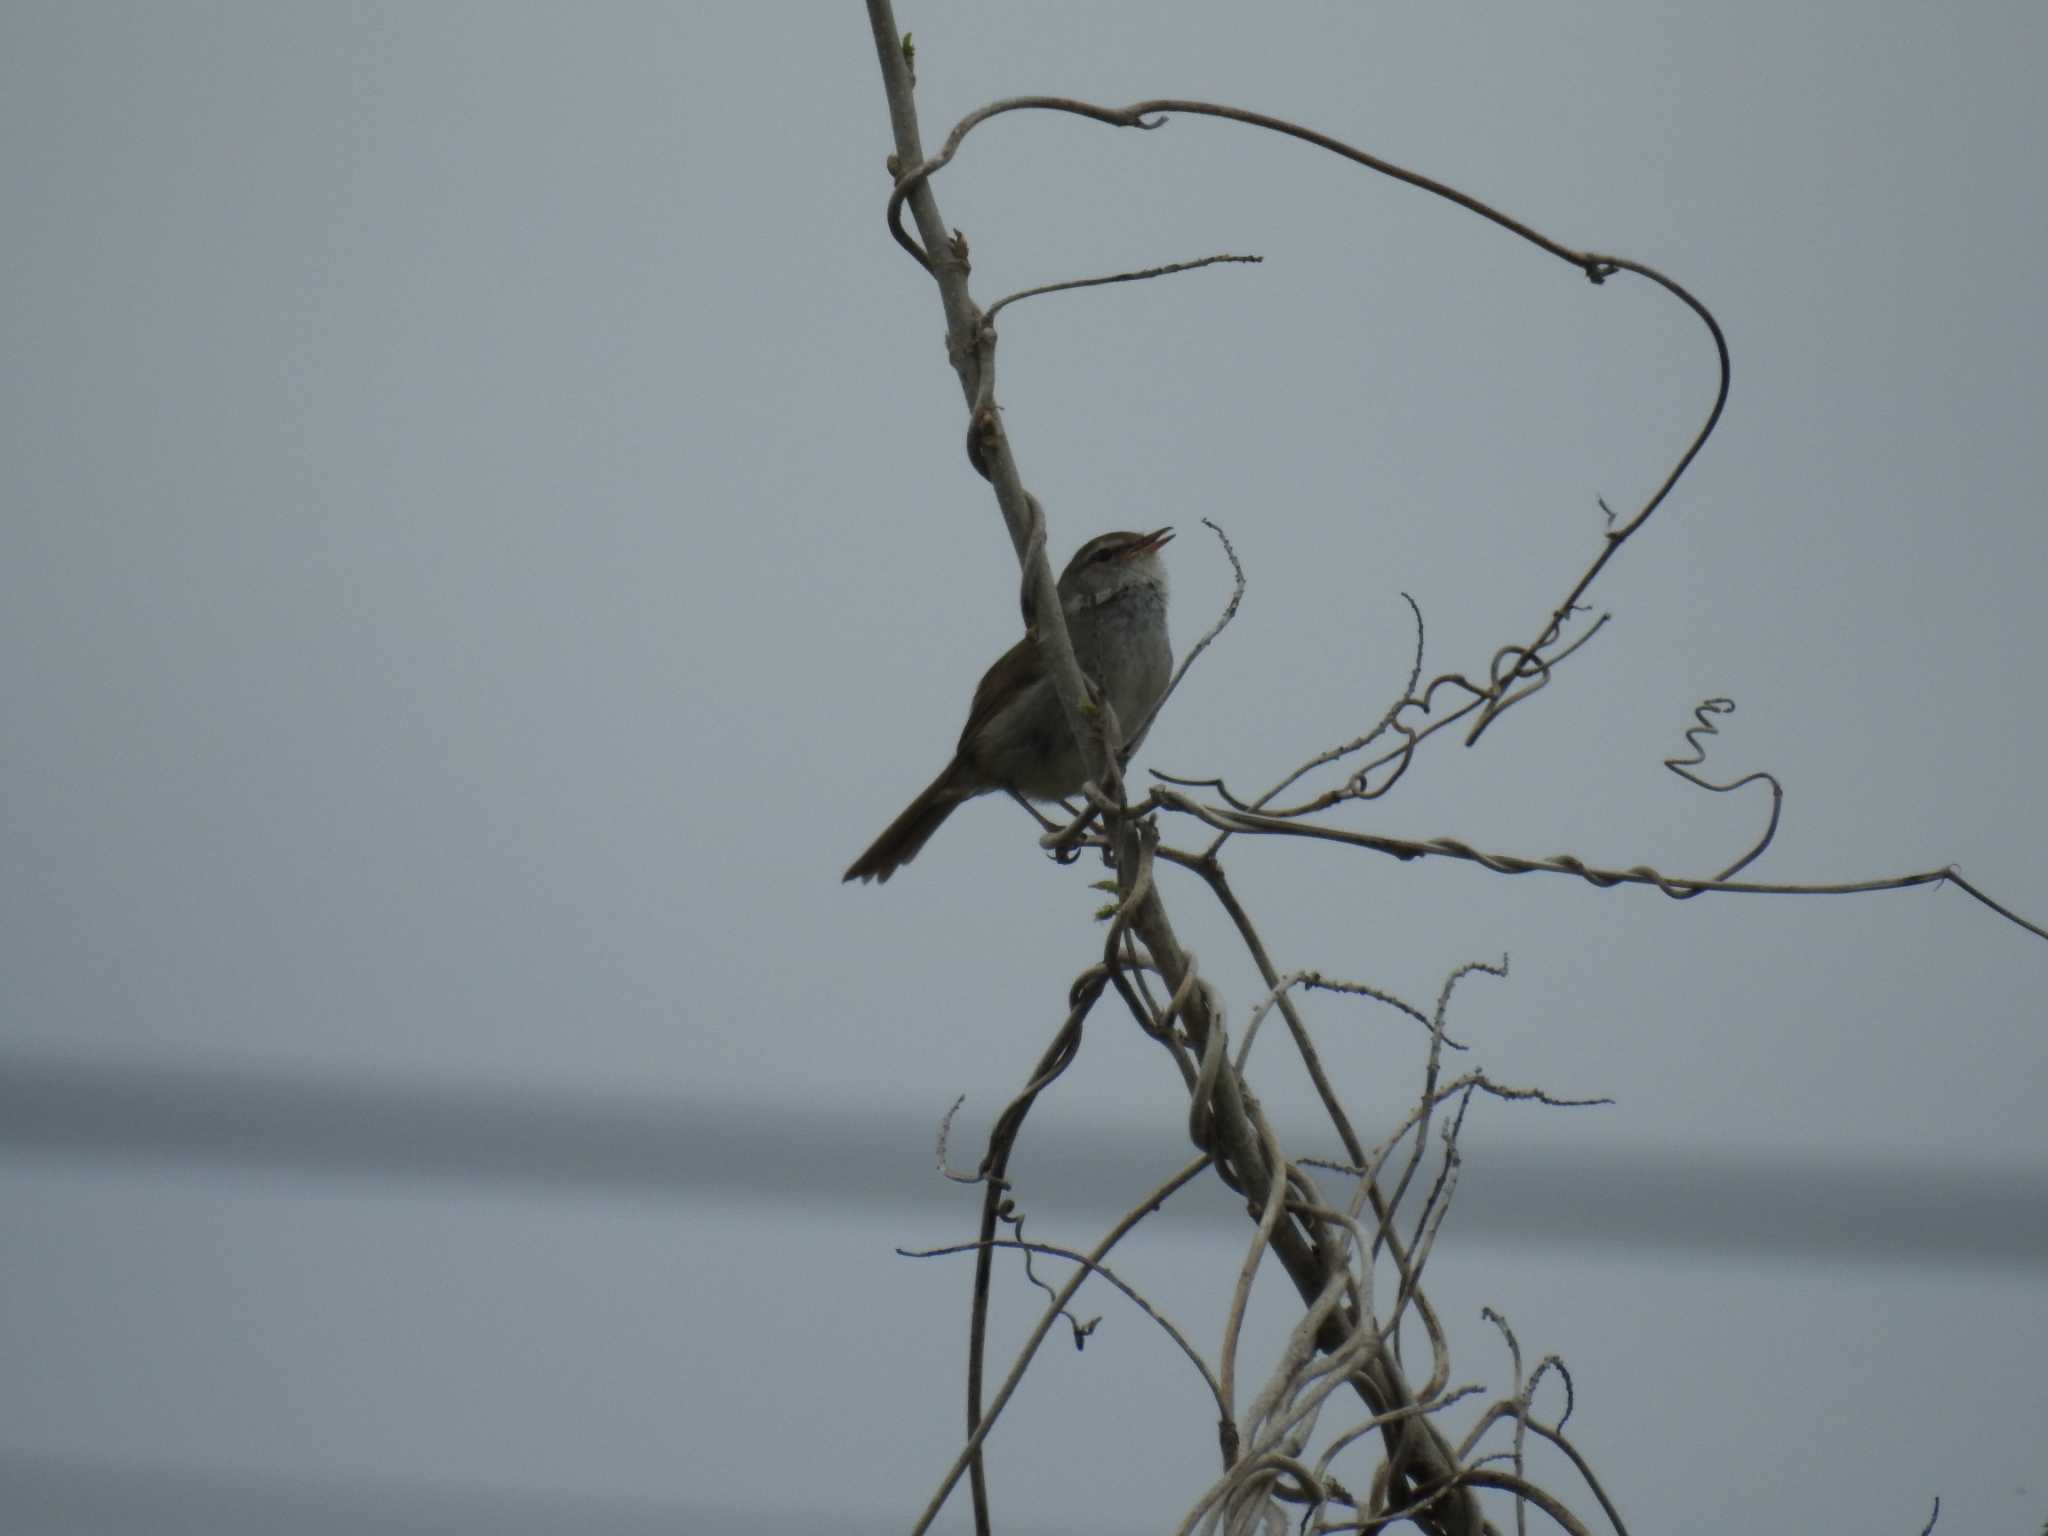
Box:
1093;546;1117;562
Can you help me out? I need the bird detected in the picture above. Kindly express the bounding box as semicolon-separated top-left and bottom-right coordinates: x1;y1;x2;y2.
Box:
844;527;1174;883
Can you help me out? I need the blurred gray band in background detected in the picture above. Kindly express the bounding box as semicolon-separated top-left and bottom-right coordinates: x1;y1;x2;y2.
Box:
4;1055;2039;1268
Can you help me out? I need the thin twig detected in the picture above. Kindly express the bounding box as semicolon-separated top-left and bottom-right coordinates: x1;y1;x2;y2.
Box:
1127;517;1248;755
935;1094;984;1183
905;1158;1212;1536
899;1225;1221;1408
986;253;1262;322
1236;590;1430;815
1155;606;1611;837
1521;1416;1629;1536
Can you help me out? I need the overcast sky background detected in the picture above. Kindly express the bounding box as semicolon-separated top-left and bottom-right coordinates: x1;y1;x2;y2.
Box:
2;4;2044;1533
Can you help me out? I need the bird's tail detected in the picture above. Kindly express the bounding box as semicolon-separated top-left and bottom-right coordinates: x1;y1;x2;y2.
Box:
842;762;978;884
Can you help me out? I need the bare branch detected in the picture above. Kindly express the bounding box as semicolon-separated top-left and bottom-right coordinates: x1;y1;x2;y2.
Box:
905;1157;1213;1536
1334;613;1612;803
1460;1469;1598;1536
1380;962;1510;1269
898;1223;1221;1408
1233;969;1461;1080
953;963;1107;1532
935;1093;983;1183
1230;590;1431;816
986;253;1263;323
1520;1416;1630;1536
864;13;1117;905
1156;605;1611;833
1153;790;2048;943
1128;517;1248;754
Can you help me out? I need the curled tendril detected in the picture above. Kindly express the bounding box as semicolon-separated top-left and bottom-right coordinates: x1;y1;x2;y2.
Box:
1661;697;1785;892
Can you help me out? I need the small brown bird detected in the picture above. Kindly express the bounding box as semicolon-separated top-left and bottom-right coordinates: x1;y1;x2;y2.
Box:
844;528;1174;883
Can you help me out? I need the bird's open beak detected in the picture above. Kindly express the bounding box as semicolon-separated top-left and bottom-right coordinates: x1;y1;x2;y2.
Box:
1129;526;1174;556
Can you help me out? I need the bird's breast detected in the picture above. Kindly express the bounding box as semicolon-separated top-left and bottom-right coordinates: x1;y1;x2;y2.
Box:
1072;585;1172;747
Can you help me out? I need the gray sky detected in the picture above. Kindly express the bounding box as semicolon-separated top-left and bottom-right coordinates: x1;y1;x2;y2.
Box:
2;4;2043;1533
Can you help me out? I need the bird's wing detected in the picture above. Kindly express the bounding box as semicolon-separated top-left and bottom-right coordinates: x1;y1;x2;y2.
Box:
955;630;1041;754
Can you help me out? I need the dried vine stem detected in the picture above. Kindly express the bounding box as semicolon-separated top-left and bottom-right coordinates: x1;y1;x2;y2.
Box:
1166;964;1617;1535
1154;602;1617;879
1145;844;1474;1465
1105;820;1485;1534
1223;607;1613;824
986;252;1262;323
1150;788;2048;943
1660;697;1784;887
899;1179;1225;1414
902;1157;1213;1536
864;8;1106;863
915;848;1628;1534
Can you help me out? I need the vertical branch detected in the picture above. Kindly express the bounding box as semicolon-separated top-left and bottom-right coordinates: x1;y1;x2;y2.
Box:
863;0;1107;799
862;6;1125;1528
